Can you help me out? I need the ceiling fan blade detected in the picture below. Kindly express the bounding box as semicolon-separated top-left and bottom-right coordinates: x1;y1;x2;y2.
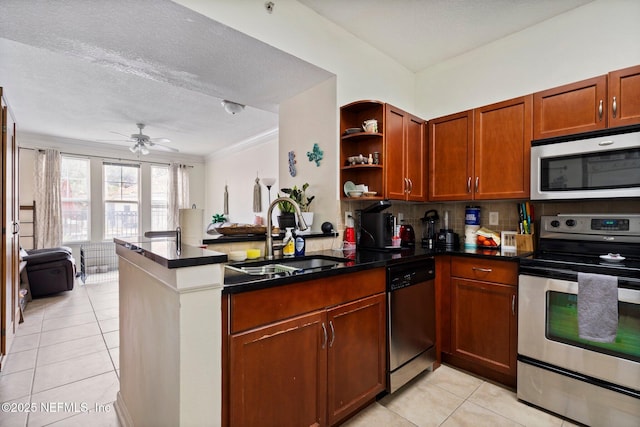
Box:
96;138;136;143
149;137;171;143
148;142;179;152
109;131;132;138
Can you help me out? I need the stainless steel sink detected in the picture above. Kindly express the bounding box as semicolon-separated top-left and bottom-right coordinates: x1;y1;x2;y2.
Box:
226;263;300;276
226;255;349;277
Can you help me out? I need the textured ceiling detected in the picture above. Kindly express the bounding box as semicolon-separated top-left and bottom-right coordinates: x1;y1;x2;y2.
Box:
299;0;594;72
0;0;593;157
0;0;332;157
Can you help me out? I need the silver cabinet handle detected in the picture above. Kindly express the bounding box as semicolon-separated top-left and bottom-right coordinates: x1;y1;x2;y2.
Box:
467;177;471;193
408;178;413;194
612;96;617;118
512;294;516;316
472;267;493;272
329;320;335;348
598;99;603;121
404;178;408;193
321;322;327;349
475;176;479;193
13;222;20;235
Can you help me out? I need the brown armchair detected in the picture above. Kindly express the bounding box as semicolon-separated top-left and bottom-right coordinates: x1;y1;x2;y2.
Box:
22;246;76;298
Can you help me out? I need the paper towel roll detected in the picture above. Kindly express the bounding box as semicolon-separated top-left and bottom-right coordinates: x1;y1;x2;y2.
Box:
464;225;480;248
179;208;204;246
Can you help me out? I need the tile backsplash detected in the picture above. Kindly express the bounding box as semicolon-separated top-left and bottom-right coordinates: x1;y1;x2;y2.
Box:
339;198;639;238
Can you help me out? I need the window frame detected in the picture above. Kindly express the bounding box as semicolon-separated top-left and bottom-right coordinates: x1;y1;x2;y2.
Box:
60;155;91;243
102;161;141;240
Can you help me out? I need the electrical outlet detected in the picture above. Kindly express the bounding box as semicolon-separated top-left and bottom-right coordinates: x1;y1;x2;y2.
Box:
397;212;404;222
489;211;499;226
345;211;352;226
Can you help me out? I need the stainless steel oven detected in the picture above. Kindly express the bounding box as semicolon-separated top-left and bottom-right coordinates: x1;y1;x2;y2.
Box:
518;214;640;427
530;125;640;200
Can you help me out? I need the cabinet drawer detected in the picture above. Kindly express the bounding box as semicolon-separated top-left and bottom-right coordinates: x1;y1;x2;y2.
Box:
230;268;385;333
450;257;517;285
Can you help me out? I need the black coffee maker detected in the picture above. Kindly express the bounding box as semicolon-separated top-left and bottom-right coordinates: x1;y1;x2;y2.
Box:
357;201;394;249
420;209;439;249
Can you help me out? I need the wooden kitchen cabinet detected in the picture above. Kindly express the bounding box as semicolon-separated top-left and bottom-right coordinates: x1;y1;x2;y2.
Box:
473;96;532;199
384;104;427;201
428;110;473;201
225;268;386;427
428;95;531;201
608;64;640;128
533;65;640;140
441;257;518;388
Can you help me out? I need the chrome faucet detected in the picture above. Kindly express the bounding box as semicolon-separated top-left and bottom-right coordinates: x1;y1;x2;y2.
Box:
266;196;308;260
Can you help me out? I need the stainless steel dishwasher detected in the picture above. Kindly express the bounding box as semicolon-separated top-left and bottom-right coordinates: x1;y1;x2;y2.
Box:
387;258;436;393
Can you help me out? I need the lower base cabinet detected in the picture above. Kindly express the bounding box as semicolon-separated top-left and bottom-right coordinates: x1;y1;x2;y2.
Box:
225;269;387;426
441;257;518;388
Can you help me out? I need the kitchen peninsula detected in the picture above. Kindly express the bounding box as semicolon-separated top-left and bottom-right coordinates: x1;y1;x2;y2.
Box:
113;237;227;427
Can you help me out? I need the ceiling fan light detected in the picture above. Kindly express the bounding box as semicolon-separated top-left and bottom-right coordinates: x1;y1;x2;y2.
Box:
129;144;138;154
140;145;149;155
222;100;245;115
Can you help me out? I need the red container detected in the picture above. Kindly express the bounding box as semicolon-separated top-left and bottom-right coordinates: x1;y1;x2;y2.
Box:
344;226;356;244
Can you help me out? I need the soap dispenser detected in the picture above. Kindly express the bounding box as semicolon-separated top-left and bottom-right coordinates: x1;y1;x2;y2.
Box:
283;227;295;256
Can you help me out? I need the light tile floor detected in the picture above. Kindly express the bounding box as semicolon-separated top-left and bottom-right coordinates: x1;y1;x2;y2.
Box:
0;276;120;427
344;365;580;427
2;276;580;427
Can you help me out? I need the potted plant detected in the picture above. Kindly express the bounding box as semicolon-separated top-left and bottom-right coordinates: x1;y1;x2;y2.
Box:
278;183;315;229
206;213;227;234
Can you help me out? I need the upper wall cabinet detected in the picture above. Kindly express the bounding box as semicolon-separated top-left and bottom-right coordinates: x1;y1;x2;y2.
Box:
428;96;532;201
384;104;427;201
608;64;640;128
533;65;640;140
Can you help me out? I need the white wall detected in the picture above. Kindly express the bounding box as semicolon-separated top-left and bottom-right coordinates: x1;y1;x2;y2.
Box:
279;76;338;231
205;132;279;226
415;0;640;119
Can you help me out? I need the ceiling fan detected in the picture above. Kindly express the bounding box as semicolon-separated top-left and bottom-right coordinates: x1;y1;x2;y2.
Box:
105;123;178;155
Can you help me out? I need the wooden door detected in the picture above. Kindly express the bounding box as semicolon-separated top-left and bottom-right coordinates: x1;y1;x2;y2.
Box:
428;110;473;201
327;293;386;426
405;114;427;201
451;278;517;379
608;64;640;128
474;96;532;200
384;104;407;200
1;89;19;362
533;75;607;140
230;310;327;427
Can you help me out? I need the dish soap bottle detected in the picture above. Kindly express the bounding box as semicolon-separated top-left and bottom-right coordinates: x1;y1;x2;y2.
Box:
295;232;305;257
283;227;295;257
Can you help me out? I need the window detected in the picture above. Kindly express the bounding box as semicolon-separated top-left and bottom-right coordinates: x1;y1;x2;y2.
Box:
151;165;169;230
61;156;91;242
103;162;140;239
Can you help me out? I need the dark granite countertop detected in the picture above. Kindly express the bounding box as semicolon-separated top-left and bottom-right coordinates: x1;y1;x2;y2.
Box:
203;231;338;245
114;236;228;269
223;245;532;294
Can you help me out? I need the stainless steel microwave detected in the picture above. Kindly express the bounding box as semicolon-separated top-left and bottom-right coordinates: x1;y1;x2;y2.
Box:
531;126;640;200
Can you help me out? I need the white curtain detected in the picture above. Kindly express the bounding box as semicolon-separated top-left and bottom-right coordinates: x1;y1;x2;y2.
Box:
35;148;62;248
168;163;190;229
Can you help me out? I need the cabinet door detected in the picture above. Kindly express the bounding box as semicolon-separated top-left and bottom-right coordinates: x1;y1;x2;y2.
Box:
384;104;407;200
428;111;473;201
474;96;532;200
230;310;327;427
451;278;517;378
327;293;386;426
406;114;427;201
608;64;640;128
533;75;607;139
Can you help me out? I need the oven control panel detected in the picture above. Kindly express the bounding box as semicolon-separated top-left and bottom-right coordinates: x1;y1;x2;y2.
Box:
542;214;640;238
